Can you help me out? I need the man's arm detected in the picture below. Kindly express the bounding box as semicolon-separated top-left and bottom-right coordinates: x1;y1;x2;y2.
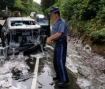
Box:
46;32;62;44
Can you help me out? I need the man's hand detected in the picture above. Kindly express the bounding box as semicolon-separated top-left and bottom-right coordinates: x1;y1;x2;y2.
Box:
46;32;62;44
46;37;52;44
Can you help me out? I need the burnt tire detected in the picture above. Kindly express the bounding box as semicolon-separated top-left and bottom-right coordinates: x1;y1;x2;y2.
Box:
1;32;10;56
1;32;5;47
1;32;9;47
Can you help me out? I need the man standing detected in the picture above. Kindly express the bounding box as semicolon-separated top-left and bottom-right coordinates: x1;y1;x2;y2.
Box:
46;6;69;87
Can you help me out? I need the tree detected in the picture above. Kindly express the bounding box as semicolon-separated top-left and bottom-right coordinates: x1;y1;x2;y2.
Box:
41;0;55;13
0;0;42;16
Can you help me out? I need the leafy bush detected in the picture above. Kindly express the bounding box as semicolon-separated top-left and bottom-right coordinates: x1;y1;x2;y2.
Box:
90;28;105;42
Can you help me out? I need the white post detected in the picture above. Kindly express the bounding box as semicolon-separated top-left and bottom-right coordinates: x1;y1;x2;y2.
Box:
31;57;40;89
31;53;45;89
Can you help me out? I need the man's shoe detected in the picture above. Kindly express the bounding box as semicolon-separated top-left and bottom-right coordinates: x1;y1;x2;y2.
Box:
58;81;69;88
53;76;59;81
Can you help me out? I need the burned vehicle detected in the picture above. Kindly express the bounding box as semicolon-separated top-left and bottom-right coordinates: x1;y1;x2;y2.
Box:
0;17;47;55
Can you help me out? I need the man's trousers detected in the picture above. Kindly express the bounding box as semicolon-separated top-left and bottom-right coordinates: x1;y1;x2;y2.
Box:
53;41;69;82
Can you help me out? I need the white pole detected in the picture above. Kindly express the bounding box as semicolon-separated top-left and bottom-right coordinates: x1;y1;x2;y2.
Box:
31;57;40;89
31;53;45;89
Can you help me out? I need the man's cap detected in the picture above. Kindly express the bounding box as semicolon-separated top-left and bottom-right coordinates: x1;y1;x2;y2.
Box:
50;6;59;13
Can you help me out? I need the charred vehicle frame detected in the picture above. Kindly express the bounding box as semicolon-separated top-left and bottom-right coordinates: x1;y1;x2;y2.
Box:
0;17;50;55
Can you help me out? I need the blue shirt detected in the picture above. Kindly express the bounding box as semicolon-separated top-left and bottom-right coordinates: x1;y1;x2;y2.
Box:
52;18;68;40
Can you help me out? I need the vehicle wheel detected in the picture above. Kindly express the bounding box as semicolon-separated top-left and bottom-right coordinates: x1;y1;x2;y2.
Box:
1;32;10;56
1;32;5;47
1;32;9;47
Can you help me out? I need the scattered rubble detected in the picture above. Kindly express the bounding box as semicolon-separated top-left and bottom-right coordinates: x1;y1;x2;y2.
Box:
0;53;30;89
66;38;105;89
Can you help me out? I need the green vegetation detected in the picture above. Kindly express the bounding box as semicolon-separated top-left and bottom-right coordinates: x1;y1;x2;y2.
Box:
41;0;55;16
41;0;105;44
90;28;105;43
0;0;42;16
